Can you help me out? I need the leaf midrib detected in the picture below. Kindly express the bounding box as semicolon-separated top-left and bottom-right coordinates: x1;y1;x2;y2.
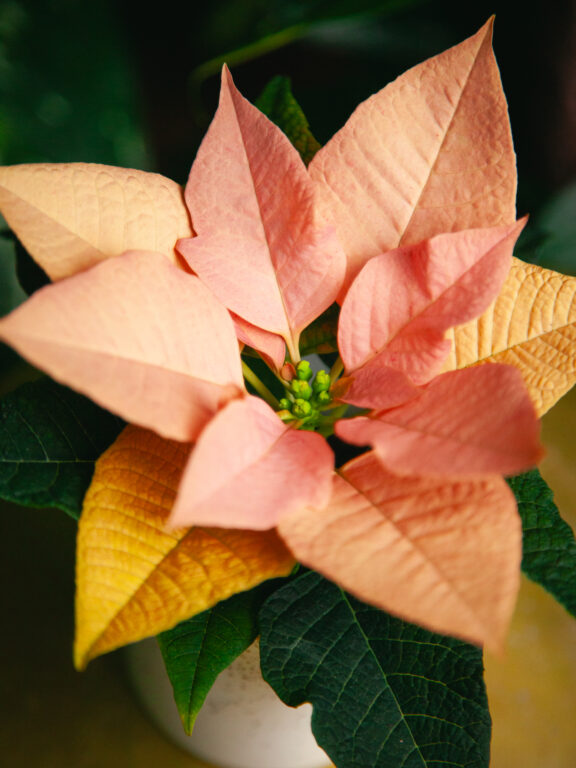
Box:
340;586;427;767
397;28;490;248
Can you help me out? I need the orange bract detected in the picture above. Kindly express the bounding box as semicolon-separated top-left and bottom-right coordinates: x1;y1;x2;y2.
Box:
75;426;295;669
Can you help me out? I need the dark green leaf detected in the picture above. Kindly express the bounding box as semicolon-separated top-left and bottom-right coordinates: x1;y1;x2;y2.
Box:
157;581;284;734
0;232;26;312
0;230;50;297
299;303;339;356
509;468;576;618
259;570;491;768
535;182;576;275
0;378;124;518
13;235;50;295
256;76;321;165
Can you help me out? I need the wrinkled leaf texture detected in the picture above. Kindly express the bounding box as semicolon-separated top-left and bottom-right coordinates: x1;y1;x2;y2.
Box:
0;378;123;517
259;570;491;768
443;257;576;416
510;469;576;618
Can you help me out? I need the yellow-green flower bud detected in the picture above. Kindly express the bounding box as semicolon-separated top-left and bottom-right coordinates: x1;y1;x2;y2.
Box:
293;398;313;418
279;397;293;411
296;360;313;381
291;379;313;400
316;390;332;406
312;369;331;393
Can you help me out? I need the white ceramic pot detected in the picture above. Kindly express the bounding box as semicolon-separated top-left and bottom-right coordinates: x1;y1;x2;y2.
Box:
125;638;332;768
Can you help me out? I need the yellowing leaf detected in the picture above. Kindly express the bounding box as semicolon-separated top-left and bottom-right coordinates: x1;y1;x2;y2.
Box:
443;258;576;415
74;425;295;669
0;163;192;280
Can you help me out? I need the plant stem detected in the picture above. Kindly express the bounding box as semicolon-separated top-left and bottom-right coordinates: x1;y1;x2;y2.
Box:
329;356;344;383
242;360;280;409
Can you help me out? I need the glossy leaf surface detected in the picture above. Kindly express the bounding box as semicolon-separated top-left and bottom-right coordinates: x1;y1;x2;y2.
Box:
0;378;123;518
259;570;491;768
75;425;294;668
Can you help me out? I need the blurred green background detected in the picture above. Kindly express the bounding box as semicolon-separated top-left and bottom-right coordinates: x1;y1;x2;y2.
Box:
1;1;576;766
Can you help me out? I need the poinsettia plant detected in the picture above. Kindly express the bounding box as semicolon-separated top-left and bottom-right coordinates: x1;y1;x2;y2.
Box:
1;18;576;768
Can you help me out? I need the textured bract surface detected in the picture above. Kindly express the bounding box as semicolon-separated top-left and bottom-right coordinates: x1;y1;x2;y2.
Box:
279;453;520;651
0;163;191;279
444;258;576;415
179;67;345;359
309;19;516;291
0;23;567;682
74;426;294;668
0;252;244;442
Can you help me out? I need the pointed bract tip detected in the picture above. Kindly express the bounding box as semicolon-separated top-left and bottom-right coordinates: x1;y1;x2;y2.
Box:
221;63;234;89
73;643;89;672
481;15;495;39
219;63;243;108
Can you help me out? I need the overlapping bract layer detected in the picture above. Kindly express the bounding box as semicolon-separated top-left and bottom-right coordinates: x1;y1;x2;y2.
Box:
0;20;572;656
74;426;294;669
308;19;516;293
278;453;521;653
178;66;346;363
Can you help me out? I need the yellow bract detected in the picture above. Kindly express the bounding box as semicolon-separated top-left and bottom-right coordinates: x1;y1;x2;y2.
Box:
444;258;576;415
74;425;295;669
0;163;192;280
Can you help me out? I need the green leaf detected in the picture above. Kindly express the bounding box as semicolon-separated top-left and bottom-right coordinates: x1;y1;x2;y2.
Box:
0;232;26;312
0;378;124;518
508;468;576;618
299;303;339;356
535;182;576;276
157;582;282;734
191;0;427;85
13;235;51;296
259;570;491;768
256;76;321;165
